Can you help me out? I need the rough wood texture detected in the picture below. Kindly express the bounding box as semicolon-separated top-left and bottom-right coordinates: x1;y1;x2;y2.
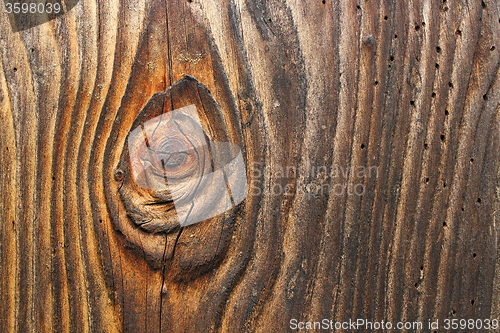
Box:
0;0;499;332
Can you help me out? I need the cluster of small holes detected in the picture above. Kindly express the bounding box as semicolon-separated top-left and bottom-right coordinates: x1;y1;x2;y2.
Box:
382;1;492;189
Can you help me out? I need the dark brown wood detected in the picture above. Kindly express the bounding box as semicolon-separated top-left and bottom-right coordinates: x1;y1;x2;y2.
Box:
0;0;499;332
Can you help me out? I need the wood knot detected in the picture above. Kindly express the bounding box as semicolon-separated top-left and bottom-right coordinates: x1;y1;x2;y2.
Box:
114;169;125;181
105;76;247;276
362;35;376;48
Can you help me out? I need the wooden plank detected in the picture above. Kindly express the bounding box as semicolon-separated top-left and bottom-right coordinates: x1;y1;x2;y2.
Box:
0;0;498;332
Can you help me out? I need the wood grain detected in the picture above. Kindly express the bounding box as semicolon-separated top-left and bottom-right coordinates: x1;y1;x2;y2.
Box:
0;0;498;332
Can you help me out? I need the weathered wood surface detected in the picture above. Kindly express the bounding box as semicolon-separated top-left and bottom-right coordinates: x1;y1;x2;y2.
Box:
0;0;499;332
